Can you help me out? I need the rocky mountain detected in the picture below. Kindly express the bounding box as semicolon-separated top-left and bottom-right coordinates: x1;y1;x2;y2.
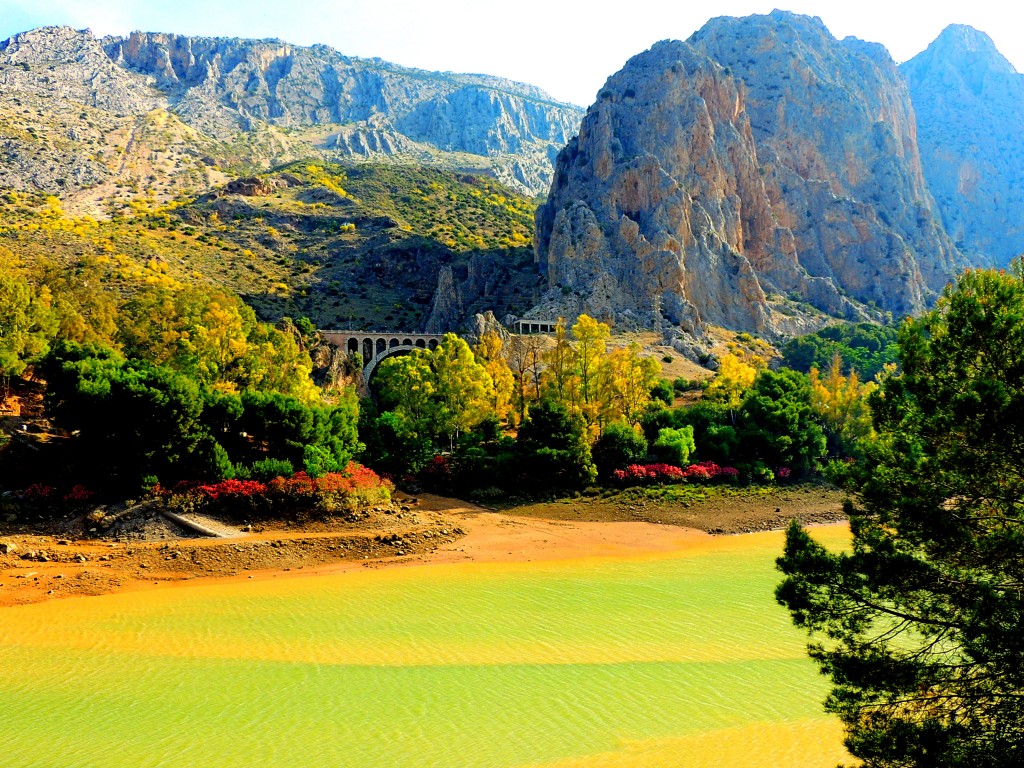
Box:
0;26;583;204
902;25;1024;264
533;11;965;343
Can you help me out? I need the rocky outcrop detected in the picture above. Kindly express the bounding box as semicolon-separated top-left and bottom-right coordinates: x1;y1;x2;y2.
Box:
902;25;1024;264
534;11;964;337
0;27;160;116
225;177;283;196
424;250;544;334
425;266;464;333
0;26;582;200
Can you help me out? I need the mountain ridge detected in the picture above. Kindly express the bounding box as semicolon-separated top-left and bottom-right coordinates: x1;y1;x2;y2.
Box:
0;25;583;201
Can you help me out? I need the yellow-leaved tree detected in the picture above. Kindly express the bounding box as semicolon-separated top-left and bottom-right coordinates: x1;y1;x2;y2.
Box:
506;333;544;424
572;314;611;417
704;350;765;423
473;330;515;425
602;341;661;427
809;353;877;455
541;319;578;408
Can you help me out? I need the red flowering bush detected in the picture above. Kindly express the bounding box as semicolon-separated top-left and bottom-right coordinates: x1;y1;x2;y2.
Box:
63;485;95;503
22;484;55;502
681;464;713;481
419;455;454;486
195;479;268;501
169;462;392;519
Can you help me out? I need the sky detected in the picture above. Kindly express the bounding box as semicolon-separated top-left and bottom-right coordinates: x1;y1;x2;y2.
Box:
0;0;1022;106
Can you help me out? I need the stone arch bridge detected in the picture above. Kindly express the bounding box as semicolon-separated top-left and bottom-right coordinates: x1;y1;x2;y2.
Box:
320;330;447;381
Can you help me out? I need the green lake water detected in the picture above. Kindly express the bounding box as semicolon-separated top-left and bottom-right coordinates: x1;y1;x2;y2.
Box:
0;527;849;767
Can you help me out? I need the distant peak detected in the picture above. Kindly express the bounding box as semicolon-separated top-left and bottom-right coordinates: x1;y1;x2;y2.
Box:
923;24;1016;74
689;10;834;47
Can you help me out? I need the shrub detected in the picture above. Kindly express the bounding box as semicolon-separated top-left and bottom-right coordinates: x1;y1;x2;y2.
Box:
169;462;391;519
650;378;674;405
249;458;294;481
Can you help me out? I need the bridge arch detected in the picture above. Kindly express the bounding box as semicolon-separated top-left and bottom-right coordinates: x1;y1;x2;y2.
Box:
318;330;449;387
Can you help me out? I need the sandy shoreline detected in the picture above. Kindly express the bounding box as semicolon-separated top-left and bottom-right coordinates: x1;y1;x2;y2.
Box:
0;489;846;608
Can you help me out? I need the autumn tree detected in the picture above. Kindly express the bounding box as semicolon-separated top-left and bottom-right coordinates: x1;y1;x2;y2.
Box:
507;333;544;424
704;350;764;424
808;352;877;456
540;319;577;406
41;257;120;347
431;334;494;447
571;314;610;416
473;330;515;425
118;285;318;402
602;341;660;426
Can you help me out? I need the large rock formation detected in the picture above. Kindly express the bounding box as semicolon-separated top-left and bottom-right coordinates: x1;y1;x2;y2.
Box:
534;11;963;338
0;26;583;199
902;25;1024;264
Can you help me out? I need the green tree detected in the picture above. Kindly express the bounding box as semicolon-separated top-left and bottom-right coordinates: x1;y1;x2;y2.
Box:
652;426;696;466
43;341;215;490
516;399;596;491
776;266;1024;767
432;333;494;446
0;267;56;398
592;422;648;478
738;368;826;475
375;335;494;449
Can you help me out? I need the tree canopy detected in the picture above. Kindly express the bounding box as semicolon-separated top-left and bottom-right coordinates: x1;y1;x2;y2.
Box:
776;266;1024;767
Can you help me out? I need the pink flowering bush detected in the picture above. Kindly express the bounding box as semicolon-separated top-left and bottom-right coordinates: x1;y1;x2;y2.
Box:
611;460;741;486
611;463;685;484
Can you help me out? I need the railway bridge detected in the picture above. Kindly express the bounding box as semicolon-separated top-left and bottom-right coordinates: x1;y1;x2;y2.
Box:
320;330;447;381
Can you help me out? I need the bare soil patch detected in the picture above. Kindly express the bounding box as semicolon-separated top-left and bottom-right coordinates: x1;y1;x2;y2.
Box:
0;485;846;607
491;483;847;535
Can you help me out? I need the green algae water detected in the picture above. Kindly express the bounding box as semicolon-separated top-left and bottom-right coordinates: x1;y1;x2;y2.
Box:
0;527;849;767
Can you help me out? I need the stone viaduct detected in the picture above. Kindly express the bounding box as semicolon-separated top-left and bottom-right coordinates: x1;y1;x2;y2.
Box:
320;330;447;381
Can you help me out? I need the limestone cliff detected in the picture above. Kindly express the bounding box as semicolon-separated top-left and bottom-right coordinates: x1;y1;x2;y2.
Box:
902;25;1024;264
106;31;582;195
534;11;963;337
0;26;582;201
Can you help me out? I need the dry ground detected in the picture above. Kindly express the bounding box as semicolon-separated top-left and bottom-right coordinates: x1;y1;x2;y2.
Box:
0;486;846;607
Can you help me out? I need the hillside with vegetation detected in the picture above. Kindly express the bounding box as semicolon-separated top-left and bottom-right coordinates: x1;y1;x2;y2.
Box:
0;162;542;333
